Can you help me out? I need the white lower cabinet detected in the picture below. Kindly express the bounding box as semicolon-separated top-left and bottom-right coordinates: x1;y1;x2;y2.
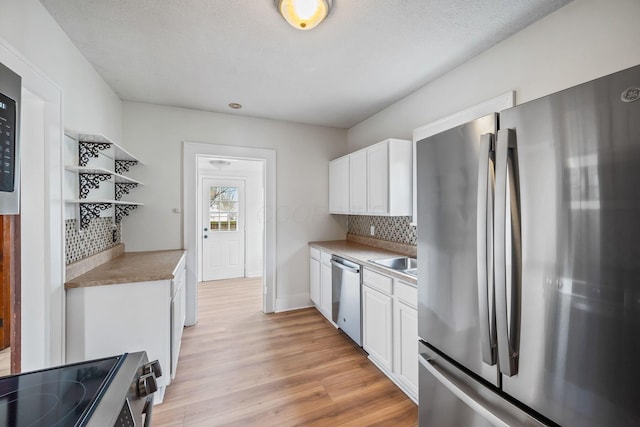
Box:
320;261;332;319
363;284;393;372
66;253;186;405
309;256;320;306
362;267;418;403
394;296;418;400
309;247;335;325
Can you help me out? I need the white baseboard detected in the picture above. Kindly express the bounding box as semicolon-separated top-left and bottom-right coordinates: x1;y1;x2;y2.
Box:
246;270;262;278
275;292;313;312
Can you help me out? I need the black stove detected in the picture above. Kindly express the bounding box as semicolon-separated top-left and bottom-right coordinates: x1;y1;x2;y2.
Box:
0;352;159;427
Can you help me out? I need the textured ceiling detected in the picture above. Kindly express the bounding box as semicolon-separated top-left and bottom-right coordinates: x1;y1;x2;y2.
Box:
40;0;571;129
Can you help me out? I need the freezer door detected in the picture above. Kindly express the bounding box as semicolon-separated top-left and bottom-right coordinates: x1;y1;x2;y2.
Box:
419;342;546;427
416;114;499;386
498;65;640;426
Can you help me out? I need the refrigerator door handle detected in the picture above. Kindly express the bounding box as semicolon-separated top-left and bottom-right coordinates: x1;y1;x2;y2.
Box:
419;354;510;427
476;133;496;366
494;128;522;377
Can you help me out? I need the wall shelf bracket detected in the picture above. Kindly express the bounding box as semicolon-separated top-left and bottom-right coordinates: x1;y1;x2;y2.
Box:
79;203;112;229
115;183;139;200
78;141;111;167
115;160;139;174
115;204;139;224
79;173;111;199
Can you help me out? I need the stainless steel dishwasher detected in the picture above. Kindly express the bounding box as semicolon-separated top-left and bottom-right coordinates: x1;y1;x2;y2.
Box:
330;255;362;346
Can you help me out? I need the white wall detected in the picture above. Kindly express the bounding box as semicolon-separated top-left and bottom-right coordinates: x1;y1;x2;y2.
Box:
0;0;122;141
0;0;123;369
121;101;348;310
348;0;640;150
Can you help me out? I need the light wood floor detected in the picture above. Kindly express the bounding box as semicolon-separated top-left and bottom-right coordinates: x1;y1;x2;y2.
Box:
0;347;9;377
152;277;418;426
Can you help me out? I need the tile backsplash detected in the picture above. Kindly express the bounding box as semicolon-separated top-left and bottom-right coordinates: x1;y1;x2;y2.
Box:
65;218;121;264
348;215;416;246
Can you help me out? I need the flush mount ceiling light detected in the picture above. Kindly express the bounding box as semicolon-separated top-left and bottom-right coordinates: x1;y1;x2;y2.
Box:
228;102;242;109
209;159;233;169
274;0;333;31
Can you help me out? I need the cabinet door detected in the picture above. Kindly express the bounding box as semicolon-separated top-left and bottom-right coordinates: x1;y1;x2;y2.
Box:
329;156;349;214
363;285;393;371
349;150;367;213
320;262;332;319
309;257;320;306
367;141;389;214
394;299;418;397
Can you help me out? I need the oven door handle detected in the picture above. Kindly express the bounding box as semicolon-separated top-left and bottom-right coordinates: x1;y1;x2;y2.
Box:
143;397;154;427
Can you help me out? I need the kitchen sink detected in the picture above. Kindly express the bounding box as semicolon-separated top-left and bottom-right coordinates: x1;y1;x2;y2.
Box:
369;256;417;277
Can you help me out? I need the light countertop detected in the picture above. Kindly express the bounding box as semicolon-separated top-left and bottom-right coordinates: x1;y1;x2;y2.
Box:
309;240;417;285
65;250;186;289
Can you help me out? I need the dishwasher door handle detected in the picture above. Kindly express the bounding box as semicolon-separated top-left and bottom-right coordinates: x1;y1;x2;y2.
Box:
330;259;360;274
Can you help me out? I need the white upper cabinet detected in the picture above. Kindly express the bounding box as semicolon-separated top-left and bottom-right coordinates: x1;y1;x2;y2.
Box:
349;150;368;213
329;156;349;214
367;142;390;214
329;138;412;216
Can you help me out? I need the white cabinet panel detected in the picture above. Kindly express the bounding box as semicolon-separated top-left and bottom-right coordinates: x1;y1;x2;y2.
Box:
320;261;332;319
309;256;320;306
363;268;393;295
363;284;393;371
394;299;418;399
349;150;367;213
367;141;389;214
329;156;349;214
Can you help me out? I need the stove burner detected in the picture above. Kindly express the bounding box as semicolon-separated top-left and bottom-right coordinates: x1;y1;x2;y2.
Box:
0;356;120;427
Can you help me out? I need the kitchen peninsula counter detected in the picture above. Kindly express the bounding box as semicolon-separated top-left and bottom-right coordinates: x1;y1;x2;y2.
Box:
65;249;186;289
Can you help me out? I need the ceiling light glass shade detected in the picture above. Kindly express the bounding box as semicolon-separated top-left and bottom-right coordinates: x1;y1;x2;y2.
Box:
275;0;333;30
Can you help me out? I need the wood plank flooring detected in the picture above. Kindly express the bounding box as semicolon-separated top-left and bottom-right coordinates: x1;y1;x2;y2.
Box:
0;347;9;377
153;277;418;426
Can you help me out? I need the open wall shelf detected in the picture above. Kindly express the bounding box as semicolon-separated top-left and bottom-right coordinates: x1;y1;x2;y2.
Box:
65;131;144;229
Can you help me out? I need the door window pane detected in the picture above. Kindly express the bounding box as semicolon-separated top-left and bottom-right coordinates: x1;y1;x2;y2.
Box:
209;186;238;231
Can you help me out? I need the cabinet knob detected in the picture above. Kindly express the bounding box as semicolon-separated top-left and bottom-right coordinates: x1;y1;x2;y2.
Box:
143;359;163;378
203;235;208;239
137;373;158;397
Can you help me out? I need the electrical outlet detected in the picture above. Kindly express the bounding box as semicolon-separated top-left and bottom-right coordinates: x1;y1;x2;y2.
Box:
370;225;375;236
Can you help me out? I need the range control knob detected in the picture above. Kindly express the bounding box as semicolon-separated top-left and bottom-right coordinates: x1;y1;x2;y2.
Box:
143;360;163;378
137;373;158;397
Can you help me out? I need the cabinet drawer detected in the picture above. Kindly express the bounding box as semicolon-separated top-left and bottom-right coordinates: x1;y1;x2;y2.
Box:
321;251;332;266
395;280;417;308
310;246;320;260
363;268;393;295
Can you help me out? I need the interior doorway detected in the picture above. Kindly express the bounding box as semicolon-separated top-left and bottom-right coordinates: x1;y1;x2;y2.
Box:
184;142;276;326
0;214;18;375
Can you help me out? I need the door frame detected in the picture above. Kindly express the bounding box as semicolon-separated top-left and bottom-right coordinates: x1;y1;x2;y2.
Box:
183;142;276;324
0;37;65;370
199;176;247;281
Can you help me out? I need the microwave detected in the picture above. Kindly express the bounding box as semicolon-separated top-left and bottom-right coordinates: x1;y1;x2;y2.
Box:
0;62;20;215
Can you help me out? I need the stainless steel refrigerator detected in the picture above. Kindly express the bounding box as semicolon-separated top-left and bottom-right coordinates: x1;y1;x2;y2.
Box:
416;65;640;426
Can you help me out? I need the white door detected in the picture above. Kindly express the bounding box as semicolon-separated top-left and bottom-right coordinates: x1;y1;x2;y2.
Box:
202;179;245;281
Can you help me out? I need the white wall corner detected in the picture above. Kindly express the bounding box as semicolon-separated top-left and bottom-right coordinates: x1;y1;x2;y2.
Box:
275;293;313;313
